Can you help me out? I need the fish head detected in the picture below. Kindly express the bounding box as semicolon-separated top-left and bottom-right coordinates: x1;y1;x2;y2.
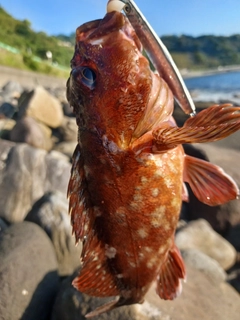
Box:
67;11;154;148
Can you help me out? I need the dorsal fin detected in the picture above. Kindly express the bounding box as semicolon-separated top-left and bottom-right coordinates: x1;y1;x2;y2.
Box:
184;155;239;206
156;244;186;300
67;144;92;243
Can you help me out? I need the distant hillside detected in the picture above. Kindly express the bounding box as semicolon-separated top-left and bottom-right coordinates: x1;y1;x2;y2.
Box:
0;6;73;73
1;5;240;73
161;34;240;69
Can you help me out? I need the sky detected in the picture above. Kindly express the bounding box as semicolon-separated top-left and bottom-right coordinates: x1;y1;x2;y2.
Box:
1;0;240;37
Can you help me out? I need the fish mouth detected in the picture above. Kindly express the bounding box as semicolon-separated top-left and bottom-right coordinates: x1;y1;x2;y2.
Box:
75;11;142;52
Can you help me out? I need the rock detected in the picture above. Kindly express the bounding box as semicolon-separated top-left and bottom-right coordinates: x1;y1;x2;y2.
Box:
26;191;81;276
181;248;226;284
10;116;53;150
1;80;23;102
0;102;17;119
62;101;74;117
51;261;240;320
0;217;8;233
18;86;64;128
144;262;240;320
0;140;71;223
226;224;240;251
54;141;77;159
0;221;59;320
59;116;78;142
175;219;237;270
227;264;240;293
51;270;151;320
0;118;16;139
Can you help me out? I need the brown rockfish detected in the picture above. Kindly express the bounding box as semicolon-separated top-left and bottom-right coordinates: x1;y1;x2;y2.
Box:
67;9;240;318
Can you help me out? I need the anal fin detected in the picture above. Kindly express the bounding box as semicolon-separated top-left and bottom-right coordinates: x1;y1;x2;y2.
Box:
184;155;239;206
156;244;186;300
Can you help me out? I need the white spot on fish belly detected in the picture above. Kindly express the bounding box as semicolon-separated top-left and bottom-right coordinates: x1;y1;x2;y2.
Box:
147;256;158;269
144;246;153;253
158;246;165;255
129;201;140;210
105;244;117;259
171;198;180;209
141;176;148;184
151;206;166;228
165;177;172;188
133;194;143;202
137;228;148;239
168;160;178;174
129;261;136;268
151;188;159;197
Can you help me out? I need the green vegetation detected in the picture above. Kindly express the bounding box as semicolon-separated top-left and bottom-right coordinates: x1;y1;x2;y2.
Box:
1;5;240;75
162;34;240;70
0;6;72;77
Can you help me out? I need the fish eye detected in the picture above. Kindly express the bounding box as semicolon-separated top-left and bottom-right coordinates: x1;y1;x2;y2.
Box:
72;67;96;89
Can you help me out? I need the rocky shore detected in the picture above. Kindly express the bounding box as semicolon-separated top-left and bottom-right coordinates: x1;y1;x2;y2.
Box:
0;77;240;320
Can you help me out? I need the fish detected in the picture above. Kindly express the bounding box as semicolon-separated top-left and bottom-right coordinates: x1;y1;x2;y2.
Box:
66;8;240;318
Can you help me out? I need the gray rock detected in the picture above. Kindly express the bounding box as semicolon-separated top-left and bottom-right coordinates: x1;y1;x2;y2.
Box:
10;116;53;150
0;218;8;233
18;86;64;128
26;191;81;276
0;140;71;223
0;118;16;139
1;80;23;102
226;224;240;251
51;261;240;320
0;102;17;118
59;116;78;142
181;248;226;284
227;265;240;294
51;270;151;320
53;141;77;159
175;219;237;270
0;221;59;320
143;262;240;320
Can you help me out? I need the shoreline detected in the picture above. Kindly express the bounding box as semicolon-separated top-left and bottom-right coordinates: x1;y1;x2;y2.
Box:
181;65;240;79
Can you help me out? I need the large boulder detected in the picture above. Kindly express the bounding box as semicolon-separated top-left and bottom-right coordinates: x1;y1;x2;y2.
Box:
51;261;240;320
0;221;59;320
0;140;71;223
26;191;81;276
18;86;64;128
51;270;153;320
144;262;240;320
175;219;237;270
10;116;53;150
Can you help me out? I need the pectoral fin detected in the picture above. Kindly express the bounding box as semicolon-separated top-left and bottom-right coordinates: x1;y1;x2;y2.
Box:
153;104;240;151
184;155;239;206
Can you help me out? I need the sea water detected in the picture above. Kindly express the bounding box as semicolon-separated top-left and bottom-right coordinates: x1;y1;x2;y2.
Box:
184;71;240;104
